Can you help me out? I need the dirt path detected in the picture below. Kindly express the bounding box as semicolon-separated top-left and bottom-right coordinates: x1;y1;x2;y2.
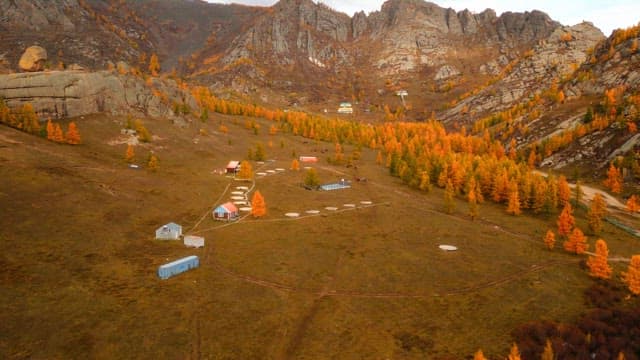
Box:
568;182;627;209
532;170;627;209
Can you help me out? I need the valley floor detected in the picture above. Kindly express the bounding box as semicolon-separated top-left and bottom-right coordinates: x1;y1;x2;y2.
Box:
0;114;638;359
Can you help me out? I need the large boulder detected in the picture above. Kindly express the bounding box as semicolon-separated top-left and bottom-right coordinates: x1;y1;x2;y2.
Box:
18;46;48;72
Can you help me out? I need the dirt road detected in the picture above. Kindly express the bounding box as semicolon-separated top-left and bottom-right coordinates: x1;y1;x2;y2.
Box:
533;170;627;210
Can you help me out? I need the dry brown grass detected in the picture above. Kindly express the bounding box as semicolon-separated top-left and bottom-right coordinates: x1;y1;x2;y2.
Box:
0;113;637;359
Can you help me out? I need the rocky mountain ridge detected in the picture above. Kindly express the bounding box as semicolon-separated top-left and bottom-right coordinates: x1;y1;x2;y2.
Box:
1;0;638;177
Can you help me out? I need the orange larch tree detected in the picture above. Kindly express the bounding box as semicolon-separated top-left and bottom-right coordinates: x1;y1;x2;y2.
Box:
623;255;640;295
148;53;160;76
251;190;266;218
527;147;537;168
508;138;517;160
506;182;521;215
444;179;456;214
557;203;575;237
437;164;449;188
291;159;300;171
545;176;559;212
46;119;54;140
541;339;554;360
473;349;487;360
492;169;509;203
603;163;623;193
564;227;588;254
65;121;81;144
586;239;612;279
237;160;253;180
544;229;556;250
147;153;158;172
467;177;479;220
557;175;571;207
125;144;135;163
531;177;548;213
419;171;431;192
507;342;521;360
52;123;65;143
626;195;640;213
587;193;607;234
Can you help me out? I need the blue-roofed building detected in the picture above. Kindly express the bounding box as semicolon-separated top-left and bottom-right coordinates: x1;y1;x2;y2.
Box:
158;255;199;279
155;222;182;240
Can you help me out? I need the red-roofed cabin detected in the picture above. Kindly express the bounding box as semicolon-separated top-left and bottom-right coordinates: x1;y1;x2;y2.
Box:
213;202;239;221
226;161;240;174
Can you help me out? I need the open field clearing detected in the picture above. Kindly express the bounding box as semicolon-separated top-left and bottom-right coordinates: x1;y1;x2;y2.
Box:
0;113;638;359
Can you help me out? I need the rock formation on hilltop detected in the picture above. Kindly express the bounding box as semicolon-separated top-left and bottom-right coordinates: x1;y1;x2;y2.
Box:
1;0;638;177
0;70;195;120
440;22;605;124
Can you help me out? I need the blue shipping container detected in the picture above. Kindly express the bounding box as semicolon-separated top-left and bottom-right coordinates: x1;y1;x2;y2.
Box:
158;255;199;279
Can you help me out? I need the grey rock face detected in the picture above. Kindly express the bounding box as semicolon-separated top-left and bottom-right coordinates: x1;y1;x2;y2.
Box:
0;71;193;120
441;22;604;124
434;65;461;80
0;0;76;32
369;1;560;75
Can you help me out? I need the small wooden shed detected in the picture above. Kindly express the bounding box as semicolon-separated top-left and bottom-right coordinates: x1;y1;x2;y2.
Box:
184;235;205;248
226;160;240;174
155;222;182;240
213;202;239;221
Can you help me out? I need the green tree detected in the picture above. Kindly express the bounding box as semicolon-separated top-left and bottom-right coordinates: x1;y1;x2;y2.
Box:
253;142;266;161
19;103;40;134
304;168;320;188
587;193;607;234
134;119;152;142
147;153;158;171
200;108;209;122
574;180;583;206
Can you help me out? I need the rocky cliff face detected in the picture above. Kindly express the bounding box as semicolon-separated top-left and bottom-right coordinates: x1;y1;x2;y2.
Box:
208;0;560;76
361;0;558;75
220;0;353;70
0;0;151;71
0;71;195;120
0;0;261;74
181;0;565;110
0;0;569;89
440;22;605;124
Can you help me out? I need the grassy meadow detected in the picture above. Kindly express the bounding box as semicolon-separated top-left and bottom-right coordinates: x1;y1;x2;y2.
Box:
0;112;638;359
